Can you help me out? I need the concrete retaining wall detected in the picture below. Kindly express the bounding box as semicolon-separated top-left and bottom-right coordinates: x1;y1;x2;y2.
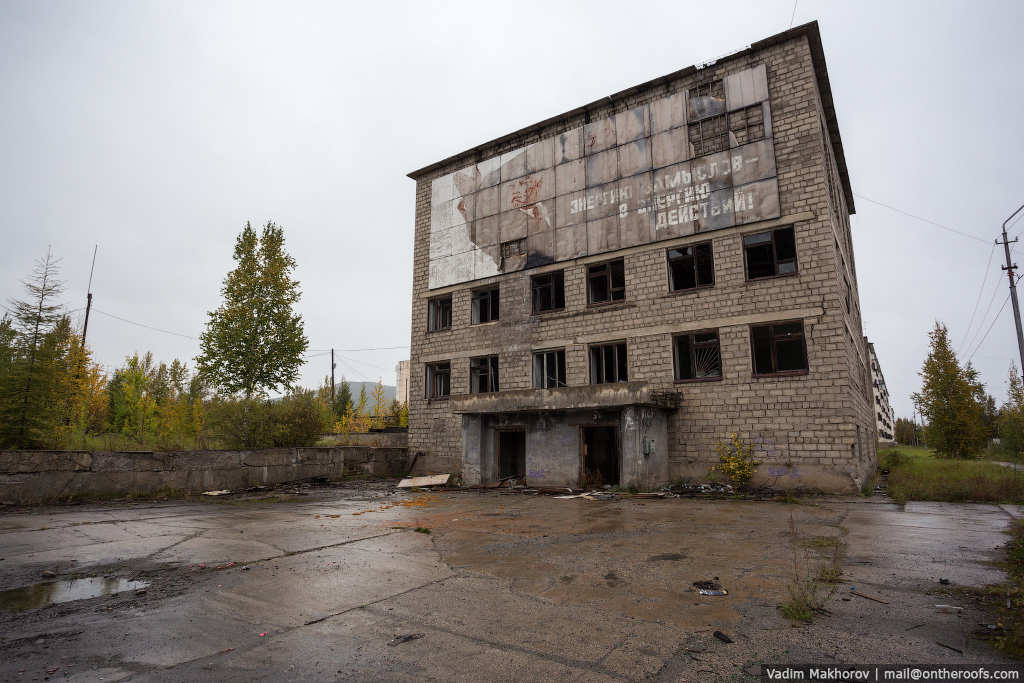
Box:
0;447;409;504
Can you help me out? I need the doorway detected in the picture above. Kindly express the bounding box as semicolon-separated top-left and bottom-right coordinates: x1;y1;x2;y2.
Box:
581;426;619;487
498;429;526;480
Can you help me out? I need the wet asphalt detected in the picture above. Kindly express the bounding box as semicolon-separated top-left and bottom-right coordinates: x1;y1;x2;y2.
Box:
0;487;1020;681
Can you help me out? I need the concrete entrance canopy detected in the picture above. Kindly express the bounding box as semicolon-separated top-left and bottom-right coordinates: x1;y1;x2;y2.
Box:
451;383;672;489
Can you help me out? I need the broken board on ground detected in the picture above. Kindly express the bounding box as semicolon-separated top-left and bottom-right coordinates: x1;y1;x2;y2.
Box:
396;474;451;489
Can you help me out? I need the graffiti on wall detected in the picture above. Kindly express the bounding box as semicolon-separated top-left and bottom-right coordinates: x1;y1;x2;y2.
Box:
428;64;780;289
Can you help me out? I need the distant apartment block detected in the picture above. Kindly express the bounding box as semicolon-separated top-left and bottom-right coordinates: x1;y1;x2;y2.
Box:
867;342;895;444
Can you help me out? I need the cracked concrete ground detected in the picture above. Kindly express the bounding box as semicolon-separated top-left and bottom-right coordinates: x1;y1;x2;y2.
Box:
0;488;1021;681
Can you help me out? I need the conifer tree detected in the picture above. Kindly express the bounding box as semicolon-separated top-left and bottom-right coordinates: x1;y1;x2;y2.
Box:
0;250;67;448
1000;363;1024;457
333;376;352;419
911;321;986;458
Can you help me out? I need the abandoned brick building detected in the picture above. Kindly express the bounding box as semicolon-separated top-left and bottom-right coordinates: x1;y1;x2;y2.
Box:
406;21;876;493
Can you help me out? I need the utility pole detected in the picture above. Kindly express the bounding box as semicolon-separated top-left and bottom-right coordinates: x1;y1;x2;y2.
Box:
331;349;336;406
998;203;1024;384
81;246;97;348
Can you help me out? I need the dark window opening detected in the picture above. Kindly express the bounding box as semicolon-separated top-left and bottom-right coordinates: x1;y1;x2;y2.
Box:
688;113;728;157
498;430;526;480
728;104;765;145
751;321;808;376
426;362;451;398
590;342;628;384
471;287;499;324
582;426;619;487
501;238;528;259
674;331;722;381
428;295;452;331
668;243;715;291
843;276;851;314
470;356;499;394
743;227;797;280
587;260;625;305
688;79;726;123
532;271;565;313
533;349;567;389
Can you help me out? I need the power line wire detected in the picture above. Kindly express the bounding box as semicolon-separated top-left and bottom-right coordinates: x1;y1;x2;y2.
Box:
91;308;198;340
961;276;1006;359
966;293;1011;364
958;243;997;355
853;193;990;244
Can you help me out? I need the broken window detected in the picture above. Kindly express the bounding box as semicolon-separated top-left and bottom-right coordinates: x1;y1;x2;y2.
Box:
728;104;765;146
743;226;797;280
427;295;452;331
590;342;628;384
425;362;451;399
674;331;722;381
471;286;499;324
470;356;499;393
587;260;625;305
843;275;851;314
532;271;565;313
688;113;728;157
750;321;808;376
688;79;726;122
533;349;566;389
668;243;715;291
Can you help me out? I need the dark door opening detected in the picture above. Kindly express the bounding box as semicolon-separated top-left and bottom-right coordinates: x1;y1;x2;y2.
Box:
582;426;619;487
498;430;526;480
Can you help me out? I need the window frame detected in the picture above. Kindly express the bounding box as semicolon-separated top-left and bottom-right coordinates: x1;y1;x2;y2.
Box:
589;342;628;385
533;348;567;389
688;112;728;157
427;295;453;332
531;271;566;314
469;355;499;394
586;259;626;306
749;320;809;377
425;361;452;399
743;226;798;281
727;104;766;146
667;242;715;292
673;330;723;383
471;286;500;325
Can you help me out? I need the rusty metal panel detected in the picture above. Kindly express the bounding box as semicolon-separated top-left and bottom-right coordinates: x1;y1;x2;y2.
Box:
584;180;625;220
556;127;583;163
553;191;586;229
474;247;500;280
499;208;528;242
501;252;528;273
615;105;649;145
724;64;769;111
761;101;773;139
475;184;500;219
527;231;554;268
652;128;690;169
651;92;687;134
687;88;726;122
733;178;781;225
454;191;476;225
694;187;738;233
586;147;619;186
553;225;588;261
619;138;652;178
500;148;527;182
526;137;555;174
431;200;462;231
586;216;621;254
431;172;456;206
473;214;500;247
583;118;616;155
453;166;477;196
689;150;732;192
729;139;777;187
555;158;586;196
429;225;455;259
620;198;656;248
477;156;502;188
501;173;546;213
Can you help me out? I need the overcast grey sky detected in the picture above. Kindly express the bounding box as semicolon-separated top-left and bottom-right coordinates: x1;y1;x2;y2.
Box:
1;0;1022;419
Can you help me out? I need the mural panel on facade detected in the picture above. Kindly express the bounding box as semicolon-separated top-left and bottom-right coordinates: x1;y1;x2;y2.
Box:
429;65;780;289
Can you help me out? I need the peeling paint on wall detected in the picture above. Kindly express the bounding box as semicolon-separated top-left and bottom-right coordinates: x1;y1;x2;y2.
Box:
428;64;780;289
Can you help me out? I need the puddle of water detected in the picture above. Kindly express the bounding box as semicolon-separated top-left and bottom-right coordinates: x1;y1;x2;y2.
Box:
0;578;150;612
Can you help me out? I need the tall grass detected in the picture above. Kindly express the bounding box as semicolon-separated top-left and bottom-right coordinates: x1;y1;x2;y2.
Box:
883;447;1024;504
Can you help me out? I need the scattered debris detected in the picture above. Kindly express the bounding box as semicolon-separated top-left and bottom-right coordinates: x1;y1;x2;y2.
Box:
40;570;56;579
397;474;450;489
939;578;951;585
713;631;733;643
414;527;431;534
241;566;251;571
905;623;926;631
935;641;963;654
699;589;728;596
850;589;889;604
259;632;268;637
202;490;232;497
387;633;424;646
934;604;963;614
693;579;721;590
